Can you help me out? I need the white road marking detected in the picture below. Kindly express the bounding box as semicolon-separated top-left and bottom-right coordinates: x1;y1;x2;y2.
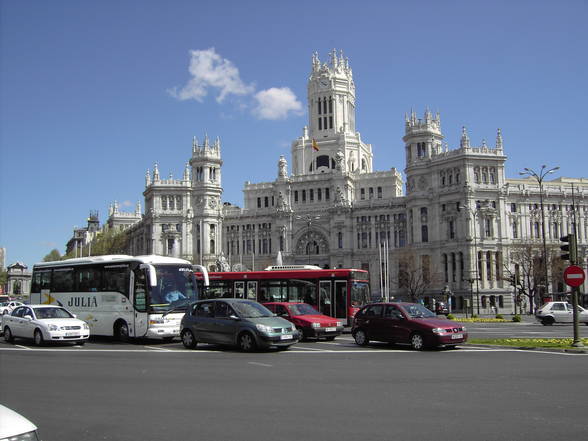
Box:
248;362;273;367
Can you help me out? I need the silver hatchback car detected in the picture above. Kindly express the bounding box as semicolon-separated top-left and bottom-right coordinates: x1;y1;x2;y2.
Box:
535;301;588;326
180;298;300;351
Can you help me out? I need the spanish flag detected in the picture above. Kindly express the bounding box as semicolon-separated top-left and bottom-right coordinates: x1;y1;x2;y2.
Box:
311;138;319;151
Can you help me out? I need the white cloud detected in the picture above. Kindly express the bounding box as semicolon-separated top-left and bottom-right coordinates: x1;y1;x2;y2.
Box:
253;87;303;120
170;48;254;102
170;49;303;121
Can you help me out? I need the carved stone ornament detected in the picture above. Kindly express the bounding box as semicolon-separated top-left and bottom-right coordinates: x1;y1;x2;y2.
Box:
208;197;217;209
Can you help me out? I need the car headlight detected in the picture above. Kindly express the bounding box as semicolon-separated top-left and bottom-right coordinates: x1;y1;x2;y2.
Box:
255;323;273;333
83;323;89;330
311;322;321;328
336;321;343;327
48;324;59;331
461;326;467;332
431;328;445;335
5;430;40;441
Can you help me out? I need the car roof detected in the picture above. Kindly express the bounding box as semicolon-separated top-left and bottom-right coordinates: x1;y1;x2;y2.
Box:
25;304;66;309
196;298;258;304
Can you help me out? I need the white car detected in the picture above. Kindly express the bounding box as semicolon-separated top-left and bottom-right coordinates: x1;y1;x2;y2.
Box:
0;301;24;315
0;404;39;440
2;304;90;346
535;301;588;326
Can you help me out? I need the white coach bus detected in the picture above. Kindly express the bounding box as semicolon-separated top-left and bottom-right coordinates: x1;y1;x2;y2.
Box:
29;255;209;341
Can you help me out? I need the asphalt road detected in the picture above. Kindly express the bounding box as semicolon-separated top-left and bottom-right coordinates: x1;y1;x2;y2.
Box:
1;332;587;441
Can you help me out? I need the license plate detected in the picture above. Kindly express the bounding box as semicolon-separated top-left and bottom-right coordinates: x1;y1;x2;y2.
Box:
66;332;80;337
325;327;336;332
280;334;293;340
451;333;463;340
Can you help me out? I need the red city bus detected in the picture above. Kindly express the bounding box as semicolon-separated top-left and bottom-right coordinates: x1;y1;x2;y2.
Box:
195;265;370;325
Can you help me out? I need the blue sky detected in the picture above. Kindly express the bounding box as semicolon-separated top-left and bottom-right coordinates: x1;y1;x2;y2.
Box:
1;0;587;269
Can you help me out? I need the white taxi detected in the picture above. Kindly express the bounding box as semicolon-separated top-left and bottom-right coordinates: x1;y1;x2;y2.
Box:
2;304;90;346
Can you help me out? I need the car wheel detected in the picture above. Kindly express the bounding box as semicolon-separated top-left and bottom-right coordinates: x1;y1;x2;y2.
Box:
238;332;256;352
410;333;426;350
353;329;369;346
4;327;14;343
181;329;197;349
325;336;336;341
34;329;45;347
114;321;130;342
541;317;555;326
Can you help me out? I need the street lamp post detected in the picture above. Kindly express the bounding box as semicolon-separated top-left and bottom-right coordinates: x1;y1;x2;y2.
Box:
461;203;481;315
519;165;559;306
295;214;321;265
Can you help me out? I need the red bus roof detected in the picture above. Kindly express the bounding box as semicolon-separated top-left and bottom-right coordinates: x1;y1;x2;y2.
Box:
195;268;368;281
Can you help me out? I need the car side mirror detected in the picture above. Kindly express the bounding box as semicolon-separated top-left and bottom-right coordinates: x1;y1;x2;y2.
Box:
24;315;33;321
229;314;240;321
280;313;289;318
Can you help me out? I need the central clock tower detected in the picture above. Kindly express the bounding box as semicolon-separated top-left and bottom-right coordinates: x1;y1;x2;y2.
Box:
291;50;372;176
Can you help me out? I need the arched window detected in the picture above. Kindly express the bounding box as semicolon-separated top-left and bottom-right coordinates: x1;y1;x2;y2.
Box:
316;155;330;169
338;232;343;249
512;220;518;238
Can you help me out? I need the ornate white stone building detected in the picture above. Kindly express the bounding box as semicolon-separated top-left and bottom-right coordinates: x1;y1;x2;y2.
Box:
107;49;588;313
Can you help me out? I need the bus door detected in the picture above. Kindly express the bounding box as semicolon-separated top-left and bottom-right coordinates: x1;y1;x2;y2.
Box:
334;281;348;323
234;281;245;298
246;281;257;300
319;281;332;316
131;270;149;337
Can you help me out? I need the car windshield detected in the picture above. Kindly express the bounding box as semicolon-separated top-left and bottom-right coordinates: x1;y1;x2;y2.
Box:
288;303;320;315
231;301;273;318
149;265;198;313
34;307;74;319
403;304;436;318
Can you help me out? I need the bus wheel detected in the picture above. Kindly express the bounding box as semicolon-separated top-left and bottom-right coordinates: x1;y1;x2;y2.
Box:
114;321;130;342
34;329;45;346
181;330;197;349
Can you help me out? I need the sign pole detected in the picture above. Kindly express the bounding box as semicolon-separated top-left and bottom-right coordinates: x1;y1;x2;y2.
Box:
571;285;583;347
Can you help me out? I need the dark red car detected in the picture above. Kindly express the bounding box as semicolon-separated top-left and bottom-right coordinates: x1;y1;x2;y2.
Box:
352;302;467;350
263;302;343;341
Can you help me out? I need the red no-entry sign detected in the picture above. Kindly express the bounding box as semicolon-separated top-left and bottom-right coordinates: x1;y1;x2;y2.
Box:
563;265;586;287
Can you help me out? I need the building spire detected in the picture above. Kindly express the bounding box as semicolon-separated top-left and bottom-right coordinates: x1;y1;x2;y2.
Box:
183;162;190;181
496;128;503;150
460;126;470;149
153;162;160;181
145;168;151;186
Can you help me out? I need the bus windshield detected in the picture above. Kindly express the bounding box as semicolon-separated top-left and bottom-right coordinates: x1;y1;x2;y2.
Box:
350;281;370;307
148;265;198;313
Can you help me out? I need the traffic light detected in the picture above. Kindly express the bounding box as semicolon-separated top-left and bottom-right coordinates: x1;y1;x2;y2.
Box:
560;234;577;263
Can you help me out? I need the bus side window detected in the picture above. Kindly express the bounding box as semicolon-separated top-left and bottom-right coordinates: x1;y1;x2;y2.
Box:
133;269;147;312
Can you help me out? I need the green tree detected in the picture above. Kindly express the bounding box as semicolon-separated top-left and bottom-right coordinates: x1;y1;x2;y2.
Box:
43;249;62;262
64;228;130;259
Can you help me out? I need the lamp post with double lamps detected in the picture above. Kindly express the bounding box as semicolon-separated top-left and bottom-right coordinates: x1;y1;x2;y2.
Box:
519;165;559;303
295;214;321;264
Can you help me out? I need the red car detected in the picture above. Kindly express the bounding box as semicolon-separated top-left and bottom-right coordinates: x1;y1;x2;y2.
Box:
263;302;343;341
352;302;467;350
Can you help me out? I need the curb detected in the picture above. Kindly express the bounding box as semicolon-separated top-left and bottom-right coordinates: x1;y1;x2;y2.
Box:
464;343;588;354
